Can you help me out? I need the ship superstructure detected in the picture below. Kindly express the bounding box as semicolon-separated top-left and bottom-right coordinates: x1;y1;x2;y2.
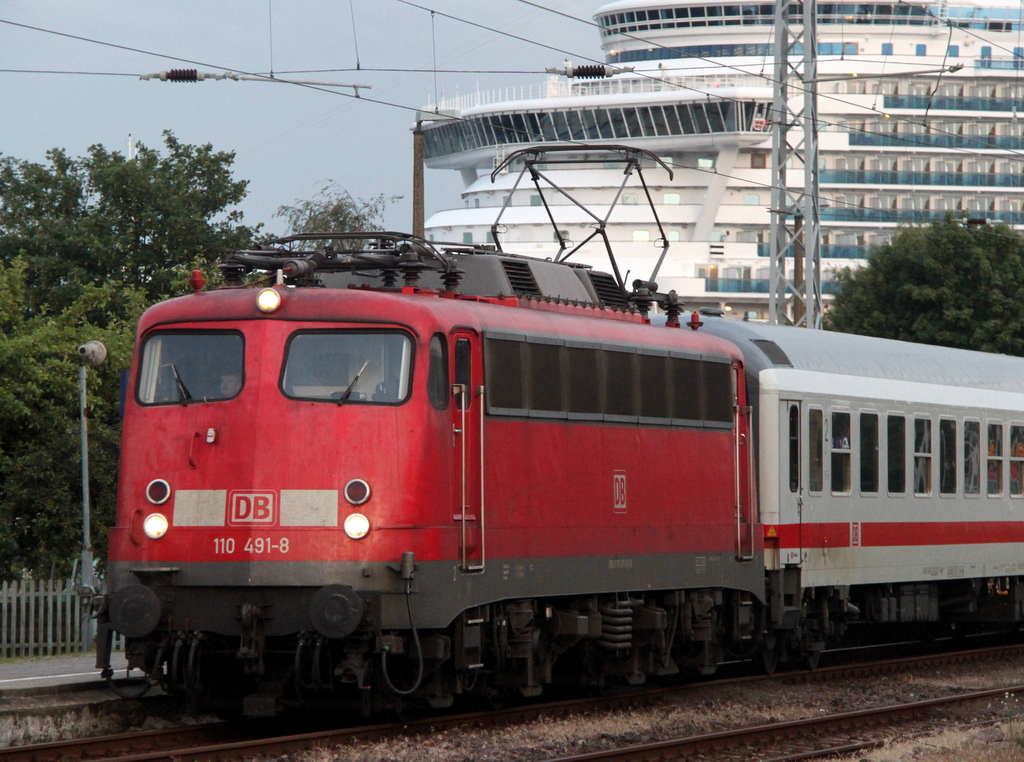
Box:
421;0;1024;316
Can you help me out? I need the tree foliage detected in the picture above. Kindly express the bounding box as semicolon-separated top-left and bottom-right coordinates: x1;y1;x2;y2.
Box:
0;134;257;580
274;181;399;248
0;131;257;319
826;218;1024;356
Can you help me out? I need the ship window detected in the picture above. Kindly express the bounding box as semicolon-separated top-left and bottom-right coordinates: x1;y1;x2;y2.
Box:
281;331;412;404
608;108;630;138
427;334;448;411
138;331;244;405
664;193;681;204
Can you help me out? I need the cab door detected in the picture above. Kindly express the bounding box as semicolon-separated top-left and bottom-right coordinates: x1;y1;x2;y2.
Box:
779;400;804;565
451;331;485;571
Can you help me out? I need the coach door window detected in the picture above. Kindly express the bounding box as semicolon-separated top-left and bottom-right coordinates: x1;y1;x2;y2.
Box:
988;423;1004;496
887;415;906;494
455;338;472;411
809;408;824;493
1011;425;1024;496
964;420;981;495
913;418;932;496
831;411;852;494
860;413;879;493
788;404;800;492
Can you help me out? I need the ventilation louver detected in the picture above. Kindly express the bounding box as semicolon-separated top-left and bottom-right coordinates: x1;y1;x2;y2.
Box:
586;272;630;309
500;260;542;296
751;339;793;367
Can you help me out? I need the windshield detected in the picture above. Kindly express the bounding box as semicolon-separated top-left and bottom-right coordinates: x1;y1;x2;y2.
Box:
281;331;412;403
137;331;244;404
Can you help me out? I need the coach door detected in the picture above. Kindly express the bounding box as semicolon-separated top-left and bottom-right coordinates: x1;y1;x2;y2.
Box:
451;331;485;572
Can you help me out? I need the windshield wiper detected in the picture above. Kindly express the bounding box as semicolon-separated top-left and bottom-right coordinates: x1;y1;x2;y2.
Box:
170;363;193;402
338;360;370;405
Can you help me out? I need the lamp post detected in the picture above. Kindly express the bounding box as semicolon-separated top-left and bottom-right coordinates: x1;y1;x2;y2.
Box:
77;340;106;650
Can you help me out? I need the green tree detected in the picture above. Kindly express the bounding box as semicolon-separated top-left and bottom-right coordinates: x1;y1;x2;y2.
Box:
826;217;1024;356
0;260;147;579
0;134;258;579
0;131;258;318
274;181;399;248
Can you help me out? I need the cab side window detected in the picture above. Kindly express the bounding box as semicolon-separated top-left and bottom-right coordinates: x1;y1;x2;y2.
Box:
427;334;448;410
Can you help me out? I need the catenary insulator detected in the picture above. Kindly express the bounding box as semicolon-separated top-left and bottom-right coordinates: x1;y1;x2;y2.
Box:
165;69;200;82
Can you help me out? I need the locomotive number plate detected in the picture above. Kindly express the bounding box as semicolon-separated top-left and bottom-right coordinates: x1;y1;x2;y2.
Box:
213;537;290;554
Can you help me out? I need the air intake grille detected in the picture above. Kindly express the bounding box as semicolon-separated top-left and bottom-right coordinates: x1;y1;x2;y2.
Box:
587;272;630;309
500;260;542;296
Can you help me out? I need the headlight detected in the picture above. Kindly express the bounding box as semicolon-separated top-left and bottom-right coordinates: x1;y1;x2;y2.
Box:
256;288;283;313
143;513;169;539
343;513;370;540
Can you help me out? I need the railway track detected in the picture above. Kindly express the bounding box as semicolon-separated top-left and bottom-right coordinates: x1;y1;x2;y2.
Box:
5;641;1024;762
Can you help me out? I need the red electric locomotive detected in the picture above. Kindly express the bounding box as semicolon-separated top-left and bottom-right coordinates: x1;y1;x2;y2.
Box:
98;224;774;715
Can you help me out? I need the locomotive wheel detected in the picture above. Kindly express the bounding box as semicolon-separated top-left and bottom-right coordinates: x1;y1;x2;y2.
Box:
804;648;822;671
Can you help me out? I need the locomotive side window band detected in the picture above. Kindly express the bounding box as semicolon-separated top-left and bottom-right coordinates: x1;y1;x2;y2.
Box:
137;331;244;405
280;331;412;404
482;333;732;428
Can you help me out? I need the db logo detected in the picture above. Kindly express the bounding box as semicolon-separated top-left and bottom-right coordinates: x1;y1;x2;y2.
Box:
613;470;627;514
228;491;277;525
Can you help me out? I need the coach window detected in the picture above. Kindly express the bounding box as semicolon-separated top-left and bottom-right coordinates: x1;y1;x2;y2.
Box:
831;411;852;493
913;418;932;496
789;404;800;492
887;415;906;494
964;420;981;495
860;413;879;493
939;419;957;495
427;335;448;410
809;408;824;492
1011;425;1024;496
988;423;1004;496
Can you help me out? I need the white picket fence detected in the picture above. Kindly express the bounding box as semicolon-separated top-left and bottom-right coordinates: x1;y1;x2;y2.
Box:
1;578;90;657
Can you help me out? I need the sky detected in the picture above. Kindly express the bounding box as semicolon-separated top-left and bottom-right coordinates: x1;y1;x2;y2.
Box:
1;1;599;236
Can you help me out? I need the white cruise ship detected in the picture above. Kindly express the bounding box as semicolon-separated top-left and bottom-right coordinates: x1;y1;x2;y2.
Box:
420;0;1024;317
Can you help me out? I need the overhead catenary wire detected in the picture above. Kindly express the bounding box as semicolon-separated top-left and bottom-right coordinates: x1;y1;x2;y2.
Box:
1;12;1021;234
